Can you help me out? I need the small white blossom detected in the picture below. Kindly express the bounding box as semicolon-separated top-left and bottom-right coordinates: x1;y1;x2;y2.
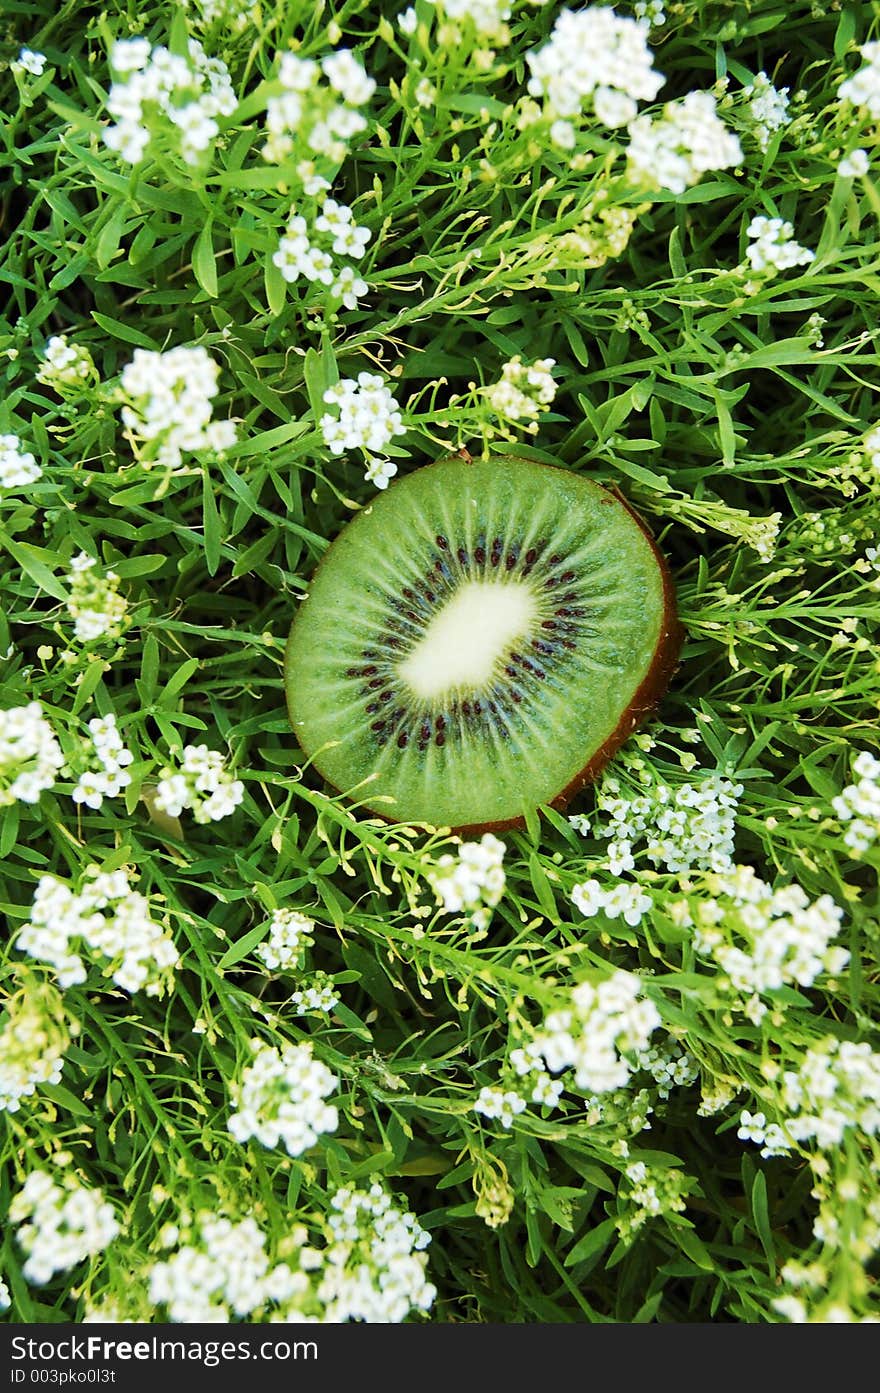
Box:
0;703;64;807
256;908;316;971
18;866;179;996
37;335;97;393
65;553;129;643
103;37;236;167
838;41;880;122
153;742;244;824
627;91;743;193
429;833;506;931
0;434;42;489
0;984;67;1114
119;345;236;471
475;1086;527;1128
320;373;405;456
11;1173;119;1286
485;356;557;425
742;72;791;151
227;1040;339;1157
838;148;870;177
746;216;814;274
534;971;661;1095
12;49;47;77
526;7;663;139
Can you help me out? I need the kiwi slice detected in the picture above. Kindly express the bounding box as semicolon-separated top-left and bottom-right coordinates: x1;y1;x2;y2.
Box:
284;453;681;832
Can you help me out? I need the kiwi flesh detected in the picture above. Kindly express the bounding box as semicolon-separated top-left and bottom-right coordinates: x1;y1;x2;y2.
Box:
284;453;681;832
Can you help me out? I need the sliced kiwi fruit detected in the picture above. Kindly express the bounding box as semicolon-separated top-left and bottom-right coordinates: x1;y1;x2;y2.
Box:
284;453;681;832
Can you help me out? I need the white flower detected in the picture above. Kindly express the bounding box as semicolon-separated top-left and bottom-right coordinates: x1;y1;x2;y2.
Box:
742;72;790;151
227;1040;339;1157
0;433;42;489
534;971;660;1096
475;1086;527;1127
0;986;67;1115
11;1174;119;1286
37;335;96;392
103;37;235;167
526;7;663;130
153;742;244;824
364;456;398;490
838;41;880;121
627;91;743;193
318;1185;435;1322
838;148;870;178
746;216;814;274
429;834;506;928
256;909;316;970
18;866;179;997
572;878;652;927
485;356;557;424
320;373;405;455
398;7;418;35
65;553;129;643
0;703;64;807
119;345;235;470
13;49;47;76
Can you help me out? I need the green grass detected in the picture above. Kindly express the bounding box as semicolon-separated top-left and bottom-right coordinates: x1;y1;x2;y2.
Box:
1;0;879;1324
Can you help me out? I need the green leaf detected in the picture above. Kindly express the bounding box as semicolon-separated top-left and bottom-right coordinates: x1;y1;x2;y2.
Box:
202;471;222;576
217;921;271;970
192;221;218;298
564;1217;617;1268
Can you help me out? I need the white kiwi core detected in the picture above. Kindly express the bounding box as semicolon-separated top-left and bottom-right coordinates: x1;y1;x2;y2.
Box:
397;579;538;701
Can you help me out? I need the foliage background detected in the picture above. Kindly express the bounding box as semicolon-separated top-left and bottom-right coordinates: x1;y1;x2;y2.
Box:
1;0;879;1323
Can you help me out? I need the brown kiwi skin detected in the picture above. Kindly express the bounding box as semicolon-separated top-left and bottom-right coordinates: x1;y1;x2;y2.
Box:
285;451;683;837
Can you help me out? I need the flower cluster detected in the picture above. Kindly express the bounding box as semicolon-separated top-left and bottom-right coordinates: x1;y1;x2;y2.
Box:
187;0;252;27
72;714;135;811
18;866;179;996
37;335;97;394
616;1160;690;1239
633;1037;699;1100
273;200;370;309
572;769;743;875
838;148;870;178
525;7;663;148
691;866;848;1024
572;878;653;927
320;373;405;482
227;1040;339;1157
0;702;64;807
627;91;743;193
484;357;557;428
0;433;42;490
0;982;68;1114
427;0;512;41
291;973;340;1016
256;908;316;971
149;1214;308;1322
534;971;661;1095
428;832;506;932
65;553;129;644
474;1086;527;1127
742;71;791;150
838;41;880;122
119;345;237;471
742;1038;880;1157
746;216;814;274
103;37;236;166
317;1184;436;1323
153;743;244;823
11;1173;119;1285
263;49;375;167
831;749;880;857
